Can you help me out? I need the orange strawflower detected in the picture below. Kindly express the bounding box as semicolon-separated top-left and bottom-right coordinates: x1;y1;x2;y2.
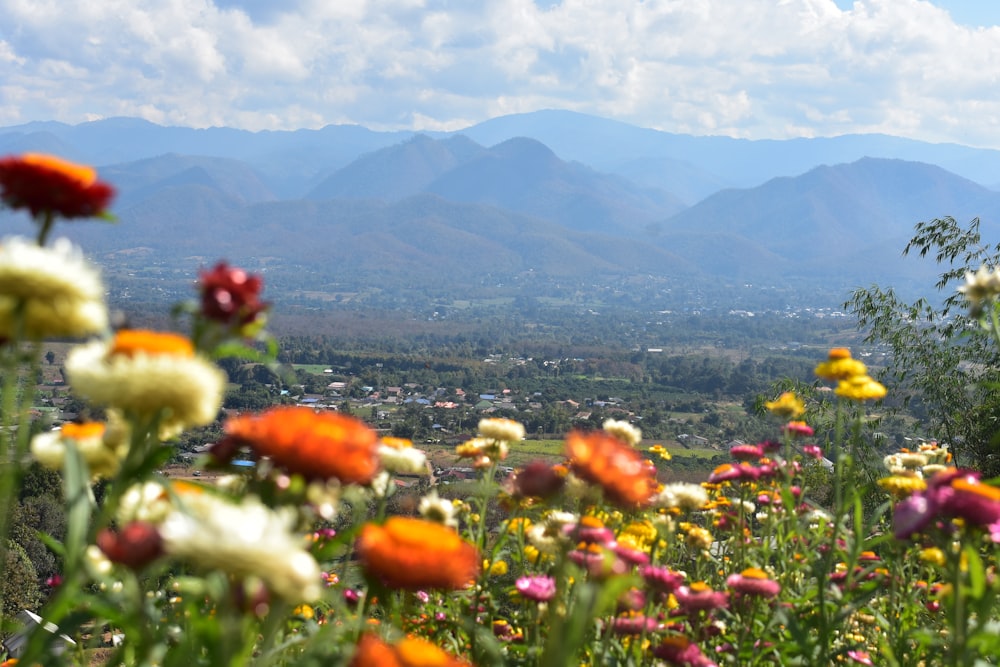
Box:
565;430;657;508
355;517;480;590
350;633;471;667
0;153;115;218
223;406;380;484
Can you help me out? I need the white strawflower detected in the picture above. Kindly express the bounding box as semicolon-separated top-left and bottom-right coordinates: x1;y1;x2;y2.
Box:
603;419;642;447
377;442;428;474
958;265;1000;314
0;236;107;338
31;421;126;479
478;418;526;442
66;330;225;432
654;483;709;511
159;488;322;603
118;481;173;525
419;490;458;528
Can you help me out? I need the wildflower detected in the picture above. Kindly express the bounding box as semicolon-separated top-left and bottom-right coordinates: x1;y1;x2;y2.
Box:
221;406;380;484
350;633;470;667
675;582;729;613
835;374;887;401
801;444;823;460
0;236;107;339
763;391;805;419
570;515;616;545
150;484;322;602
97;521;164;570
640;565;685;595
655;482;709;511
847;650;875;666
893;469;1000;538
684;526;714;551
612;613;659;636
67;330;225;432
0;153;114;219
783;421;814;437
507;459;566;499
958;265;1000;315
418;491;459;529
486;559;508;576
653;635;717;667
603;418;642;446
493;619;523;642
565;430;657;508
355;517;479;590
198;261;267;327
726;567;780;598
919;547;946;567
515;575;556;602
649;443;672;460
729;443;764;461
456;436;507;464
377;437;428;475
814;348;867;382
478;417;525;442
878;474;927;498
31;421;126;479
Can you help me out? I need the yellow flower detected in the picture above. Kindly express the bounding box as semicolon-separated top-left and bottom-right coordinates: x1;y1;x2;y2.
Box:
67;330;225;432
486;559;509;576
835;374;887;401
815;348;867;382
763;392;805;419
878;474;927;498
920;547;946;567
684;526;714;551
649;444;672;460
0;236;107;339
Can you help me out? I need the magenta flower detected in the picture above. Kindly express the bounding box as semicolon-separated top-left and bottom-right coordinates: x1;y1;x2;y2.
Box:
611;614;659;636
653;636;718;667
726;568;781;599
675;583;729;613
802;444;823;459
640;565;685;595
729;443;764;461
515;575;556;602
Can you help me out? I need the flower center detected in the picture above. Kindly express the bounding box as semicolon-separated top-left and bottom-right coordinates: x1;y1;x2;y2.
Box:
61;421;105;440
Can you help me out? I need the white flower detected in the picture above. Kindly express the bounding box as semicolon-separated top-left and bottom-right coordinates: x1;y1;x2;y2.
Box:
654;483;709;511
0;236;107;338
958;265;1000;313
159;488;321;603
118;481;173;525
603;419;642;447
478;418;525;442
419;490;458;529
378;443;428;474
66;331;225;432
30;421;126;479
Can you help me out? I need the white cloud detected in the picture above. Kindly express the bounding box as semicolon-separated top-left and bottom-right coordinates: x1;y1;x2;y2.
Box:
1;0;1000;148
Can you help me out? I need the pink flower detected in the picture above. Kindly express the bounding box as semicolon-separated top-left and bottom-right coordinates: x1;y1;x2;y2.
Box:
675;583;729;613
515;575;556;602
847;650;874;666
802;444;823;459
726;568;781;599
783;421;815;437
640;565;685;595
729;444;764;461
653;636;718;667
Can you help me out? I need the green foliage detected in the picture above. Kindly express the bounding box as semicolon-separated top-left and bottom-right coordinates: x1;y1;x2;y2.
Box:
848;216;1000;475
2;540;42;619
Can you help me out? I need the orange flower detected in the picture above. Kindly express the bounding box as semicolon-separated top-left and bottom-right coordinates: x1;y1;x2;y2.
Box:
355;517;480;590
350;634;471;667
223;406;379;484
0;153;115;218
565;430;657;508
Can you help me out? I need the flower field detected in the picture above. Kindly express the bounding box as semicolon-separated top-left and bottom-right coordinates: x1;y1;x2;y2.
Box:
2;154;1000;666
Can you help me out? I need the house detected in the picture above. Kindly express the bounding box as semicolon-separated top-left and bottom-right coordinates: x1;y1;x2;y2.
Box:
2;610;77;658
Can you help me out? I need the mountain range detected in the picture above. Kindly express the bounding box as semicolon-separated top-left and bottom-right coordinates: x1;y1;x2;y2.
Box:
2;111;999;308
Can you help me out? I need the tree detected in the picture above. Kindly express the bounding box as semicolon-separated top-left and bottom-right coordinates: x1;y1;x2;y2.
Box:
846;216;1000;475
2;540;42;619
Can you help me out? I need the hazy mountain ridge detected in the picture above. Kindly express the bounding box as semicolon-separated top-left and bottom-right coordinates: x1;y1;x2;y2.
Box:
3;112;999;302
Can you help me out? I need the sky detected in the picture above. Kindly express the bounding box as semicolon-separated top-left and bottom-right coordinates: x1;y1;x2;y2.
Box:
3;0;1000;148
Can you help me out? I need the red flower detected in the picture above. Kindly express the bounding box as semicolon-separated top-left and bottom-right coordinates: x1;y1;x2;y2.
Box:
565;430;657;508
97;521;164;570
355;517;480;590
221;406;380;484
0;153;114;218
198;262;267;326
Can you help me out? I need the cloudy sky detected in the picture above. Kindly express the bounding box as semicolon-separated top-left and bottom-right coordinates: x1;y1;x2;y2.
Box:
3;0;1000;147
